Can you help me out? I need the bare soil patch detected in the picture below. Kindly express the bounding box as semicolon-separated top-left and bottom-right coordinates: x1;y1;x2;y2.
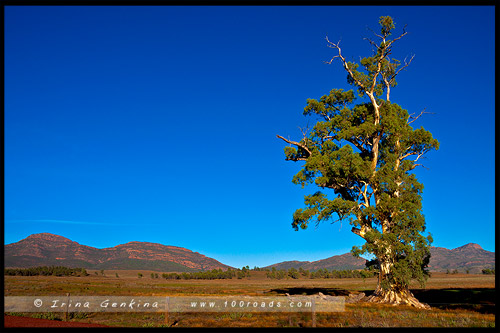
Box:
4;315;109;327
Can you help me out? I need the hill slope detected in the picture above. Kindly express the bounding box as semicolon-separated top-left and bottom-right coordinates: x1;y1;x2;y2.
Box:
264;244;495;274
4;233;233;272
427;243;495;273
5;234;494;274
264;253;366;272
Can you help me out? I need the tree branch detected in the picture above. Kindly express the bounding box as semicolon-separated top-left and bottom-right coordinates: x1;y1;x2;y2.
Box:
325;36;368;91
409;163;429;171
389;54;415;86
386;24;408;47
352;225;372;240
276;135;312;157
366;26;385;40
399;151;418;161
357;188;369;209
407;108;434;125
360;180;371;208
363;36;383;54
345;137;368;155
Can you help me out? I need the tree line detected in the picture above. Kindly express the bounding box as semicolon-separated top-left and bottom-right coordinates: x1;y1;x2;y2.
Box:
145;267;251;280
265;267;377;279
4;266;88;276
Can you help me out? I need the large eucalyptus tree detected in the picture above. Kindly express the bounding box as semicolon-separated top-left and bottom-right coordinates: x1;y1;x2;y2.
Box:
278;16;439;308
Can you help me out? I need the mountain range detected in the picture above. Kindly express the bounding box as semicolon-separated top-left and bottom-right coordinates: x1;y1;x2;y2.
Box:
426;243;495;273
4;233;495;273
4;233;231;272
264;243;495;274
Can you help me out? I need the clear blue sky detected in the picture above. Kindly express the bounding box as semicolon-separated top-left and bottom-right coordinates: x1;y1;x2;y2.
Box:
4;5;495;268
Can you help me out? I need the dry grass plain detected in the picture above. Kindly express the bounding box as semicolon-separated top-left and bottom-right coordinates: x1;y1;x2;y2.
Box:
4;270;495;328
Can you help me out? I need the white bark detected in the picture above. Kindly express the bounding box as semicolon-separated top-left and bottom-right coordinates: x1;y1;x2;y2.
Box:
367;259;430;309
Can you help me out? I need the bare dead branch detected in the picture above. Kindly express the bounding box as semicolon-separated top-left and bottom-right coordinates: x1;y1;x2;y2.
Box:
325;36;368;91
389;54;415;85
407;108;435;125
363;37;382;54
386;24;408;47
276;134;312;157
408;163;429;171
366;26;385;40
298;126;310;139
324;55;340;65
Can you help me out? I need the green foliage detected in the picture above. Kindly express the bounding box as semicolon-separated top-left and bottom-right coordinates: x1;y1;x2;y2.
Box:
379;16;395;36
265;267;376;279
287;267;300;279
162;268;236;280
4;266;88;277
279;16;439;296
299;267;310;277
69;312;90;320
31;312;61;321
241;266;251;277
266;267;288;280
482;268;495;275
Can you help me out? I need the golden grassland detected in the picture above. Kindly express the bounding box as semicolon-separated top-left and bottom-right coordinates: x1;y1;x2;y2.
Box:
4;271;495;328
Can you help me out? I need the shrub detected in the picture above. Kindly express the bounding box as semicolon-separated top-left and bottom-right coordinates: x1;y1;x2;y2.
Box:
287;268;299;279
4;266;89;277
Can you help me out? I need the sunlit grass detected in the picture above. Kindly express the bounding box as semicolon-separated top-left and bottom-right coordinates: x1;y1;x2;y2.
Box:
4;272;495;327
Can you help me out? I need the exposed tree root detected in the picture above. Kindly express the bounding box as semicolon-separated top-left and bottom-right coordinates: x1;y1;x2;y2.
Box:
366;288;430;309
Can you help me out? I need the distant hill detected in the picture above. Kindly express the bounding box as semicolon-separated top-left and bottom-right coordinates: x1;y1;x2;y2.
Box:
4;233;494;274
4;233;233;272
427;243;495;274
264;253;367;272
264;244;495;274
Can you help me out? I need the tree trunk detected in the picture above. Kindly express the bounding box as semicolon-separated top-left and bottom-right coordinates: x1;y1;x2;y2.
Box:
366;258;430;309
